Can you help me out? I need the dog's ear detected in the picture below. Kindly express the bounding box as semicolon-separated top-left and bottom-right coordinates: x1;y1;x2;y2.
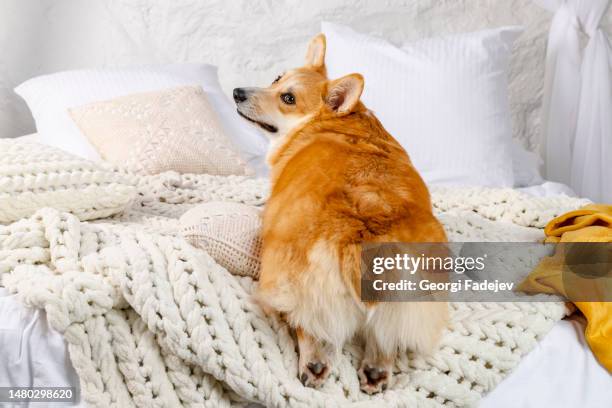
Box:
305;34;326;70
325;74;364;115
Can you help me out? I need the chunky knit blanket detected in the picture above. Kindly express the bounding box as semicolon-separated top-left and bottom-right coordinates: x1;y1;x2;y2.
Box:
0;172;589;408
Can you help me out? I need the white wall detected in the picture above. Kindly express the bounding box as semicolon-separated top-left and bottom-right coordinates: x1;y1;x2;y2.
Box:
1;0;610;150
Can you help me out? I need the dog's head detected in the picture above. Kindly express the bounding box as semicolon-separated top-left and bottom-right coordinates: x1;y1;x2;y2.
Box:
233;34;364;139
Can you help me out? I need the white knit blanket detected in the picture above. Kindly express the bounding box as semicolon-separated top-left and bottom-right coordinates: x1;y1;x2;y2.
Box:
0;172;589;407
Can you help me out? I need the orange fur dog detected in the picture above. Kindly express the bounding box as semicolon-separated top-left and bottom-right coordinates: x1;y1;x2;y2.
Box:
233;34;448;394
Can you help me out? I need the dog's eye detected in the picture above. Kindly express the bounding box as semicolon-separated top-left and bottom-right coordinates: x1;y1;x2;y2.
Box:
272;75;282;84
281;93;296;105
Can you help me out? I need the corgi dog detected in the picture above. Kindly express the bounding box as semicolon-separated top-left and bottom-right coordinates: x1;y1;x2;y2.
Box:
233;34;448;394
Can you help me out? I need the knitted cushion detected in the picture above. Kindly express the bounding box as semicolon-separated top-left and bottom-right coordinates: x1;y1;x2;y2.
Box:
180;202;262;277
69;86;251;176
0;140;135;224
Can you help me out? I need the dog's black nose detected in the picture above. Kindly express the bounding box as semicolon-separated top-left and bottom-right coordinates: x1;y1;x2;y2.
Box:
233;88;248;103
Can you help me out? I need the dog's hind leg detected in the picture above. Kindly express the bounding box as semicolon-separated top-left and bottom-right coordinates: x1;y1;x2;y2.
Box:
358;325;394;394
296;326;334;388
359;302;448;394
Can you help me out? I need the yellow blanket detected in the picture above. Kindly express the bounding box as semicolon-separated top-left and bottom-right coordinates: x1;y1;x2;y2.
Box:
518;204;612;372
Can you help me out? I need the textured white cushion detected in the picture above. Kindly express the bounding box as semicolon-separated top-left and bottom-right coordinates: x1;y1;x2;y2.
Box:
14;64;269;175
70;86;250;176
323;22;521;187
180;202;262;278
0;140;135;224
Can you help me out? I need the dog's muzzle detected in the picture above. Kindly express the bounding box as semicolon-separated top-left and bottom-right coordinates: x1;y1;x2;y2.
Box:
233;87;278;133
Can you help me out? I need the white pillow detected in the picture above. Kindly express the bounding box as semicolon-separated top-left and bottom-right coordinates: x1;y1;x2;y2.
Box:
14;64;269;175
0;139;135;224
322;22;521;187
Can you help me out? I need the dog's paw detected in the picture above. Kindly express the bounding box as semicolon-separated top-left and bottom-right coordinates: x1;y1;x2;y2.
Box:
299;360;330;388
358;363;391;394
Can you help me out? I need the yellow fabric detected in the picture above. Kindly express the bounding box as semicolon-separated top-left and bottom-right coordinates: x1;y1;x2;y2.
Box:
543;204;612;242
518;204;612;373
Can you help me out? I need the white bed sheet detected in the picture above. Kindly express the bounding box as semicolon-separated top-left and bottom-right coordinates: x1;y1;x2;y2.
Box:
481;316;612;407
517;181;578;198
0;288;86;407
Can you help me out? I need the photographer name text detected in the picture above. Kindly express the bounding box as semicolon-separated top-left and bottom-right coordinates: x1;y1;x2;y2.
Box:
372;279;514;293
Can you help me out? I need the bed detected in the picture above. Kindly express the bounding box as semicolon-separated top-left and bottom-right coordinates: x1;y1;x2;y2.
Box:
2;289;610;408
0;135;609;406
1;1;611;406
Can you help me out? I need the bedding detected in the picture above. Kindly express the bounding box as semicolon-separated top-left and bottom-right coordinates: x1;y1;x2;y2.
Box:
0;140;135;224
0;138;596;406
2;295;610;408
322;22;520;187
69;86;250;176
14;64;269;175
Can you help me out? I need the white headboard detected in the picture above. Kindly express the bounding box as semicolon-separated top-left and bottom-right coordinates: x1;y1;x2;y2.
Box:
1;0;610;149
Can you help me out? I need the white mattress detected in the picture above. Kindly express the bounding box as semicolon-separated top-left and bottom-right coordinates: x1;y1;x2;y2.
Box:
1;286;610;408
